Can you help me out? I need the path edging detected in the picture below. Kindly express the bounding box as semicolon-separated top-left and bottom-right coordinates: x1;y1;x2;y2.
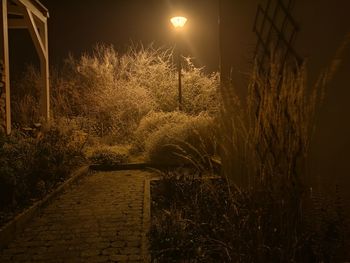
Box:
90;162;179;171
141;176;151;262
90;160;221;171
0;165;90;250
90;158;222;172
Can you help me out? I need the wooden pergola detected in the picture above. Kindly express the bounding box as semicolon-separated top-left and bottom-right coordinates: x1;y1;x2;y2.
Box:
1;0;49;134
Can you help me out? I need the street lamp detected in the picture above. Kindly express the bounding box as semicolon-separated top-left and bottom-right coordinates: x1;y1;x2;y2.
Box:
170;16;187;29
170;16;187;111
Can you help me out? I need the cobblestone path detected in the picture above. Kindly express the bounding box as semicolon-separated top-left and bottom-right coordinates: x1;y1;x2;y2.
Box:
0;170;151;263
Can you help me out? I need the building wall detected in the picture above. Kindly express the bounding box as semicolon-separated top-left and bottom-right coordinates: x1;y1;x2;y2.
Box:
294;0;350;205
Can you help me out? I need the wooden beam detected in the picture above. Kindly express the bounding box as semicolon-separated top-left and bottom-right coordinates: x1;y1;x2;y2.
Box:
1;0;11;134
8;17;27;29
17;0;46;22
22;6;46;60
39;20;49;121
16;1;50;122
33;14;44;44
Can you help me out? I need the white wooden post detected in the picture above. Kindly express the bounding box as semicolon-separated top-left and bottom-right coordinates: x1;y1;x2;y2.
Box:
40;20;49;121
1;0;11;134
20;1;50;122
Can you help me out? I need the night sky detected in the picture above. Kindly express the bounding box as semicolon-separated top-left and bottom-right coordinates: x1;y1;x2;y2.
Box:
9;0;350;77
10;0;221;75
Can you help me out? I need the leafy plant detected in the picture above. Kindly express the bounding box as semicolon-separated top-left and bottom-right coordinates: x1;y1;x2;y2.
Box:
136;111;217;167
12;44;219;143
0;119;86;215
89;147;128;165
133;111;192;152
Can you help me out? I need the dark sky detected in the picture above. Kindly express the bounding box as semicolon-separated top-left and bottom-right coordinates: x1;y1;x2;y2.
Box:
10;0;220;74
9;0;350;77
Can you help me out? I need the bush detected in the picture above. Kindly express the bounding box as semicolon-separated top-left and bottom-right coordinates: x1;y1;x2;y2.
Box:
133;111;190;152
30;118;87;188
11;66;41;125
11;44;219;143
51;45;156;141
0;130;37;208
181;62;219;115
136;112;217;167
0;119;86;212
88;146;129;165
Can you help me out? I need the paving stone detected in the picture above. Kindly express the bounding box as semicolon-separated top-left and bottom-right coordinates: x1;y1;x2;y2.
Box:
128;254;142;260
109;254;128;261
0;170;151;262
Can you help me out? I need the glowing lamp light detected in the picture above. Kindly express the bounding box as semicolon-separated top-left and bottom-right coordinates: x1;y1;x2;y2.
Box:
170;16;187;28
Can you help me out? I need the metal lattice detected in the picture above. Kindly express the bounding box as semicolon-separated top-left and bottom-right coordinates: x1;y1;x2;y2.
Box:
253;0;302;74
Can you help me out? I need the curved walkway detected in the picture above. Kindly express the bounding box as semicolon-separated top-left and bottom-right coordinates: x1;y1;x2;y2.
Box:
0;170;152;263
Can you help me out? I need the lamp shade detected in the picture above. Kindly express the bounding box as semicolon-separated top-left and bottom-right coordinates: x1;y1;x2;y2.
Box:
170;16;187;28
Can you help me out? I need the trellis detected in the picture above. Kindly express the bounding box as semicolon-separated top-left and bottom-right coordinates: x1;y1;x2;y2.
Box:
251;0;306;189
253;0;302;74
1;0;49;134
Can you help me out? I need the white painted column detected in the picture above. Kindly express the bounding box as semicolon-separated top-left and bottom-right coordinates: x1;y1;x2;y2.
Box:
1;0;11;134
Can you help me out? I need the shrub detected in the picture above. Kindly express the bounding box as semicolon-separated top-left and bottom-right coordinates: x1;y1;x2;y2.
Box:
11;66;41;125
0;119;86;212
139;112;217;167
133;111;190;152
88;146;129;165
120;46;177;112
181;62;219;115
51;45;156;141
30;118;87;188
11;44;219;143
0;130;36;208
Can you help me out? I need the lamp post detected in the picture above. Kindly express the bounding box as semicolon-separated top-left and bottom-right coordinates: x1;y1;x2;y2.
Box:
170;16;187;111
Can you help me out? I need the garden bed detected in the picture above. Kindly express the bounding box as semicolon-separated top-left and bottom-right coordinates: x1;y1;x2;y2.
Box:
149;169;228;262
149;170;349;263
